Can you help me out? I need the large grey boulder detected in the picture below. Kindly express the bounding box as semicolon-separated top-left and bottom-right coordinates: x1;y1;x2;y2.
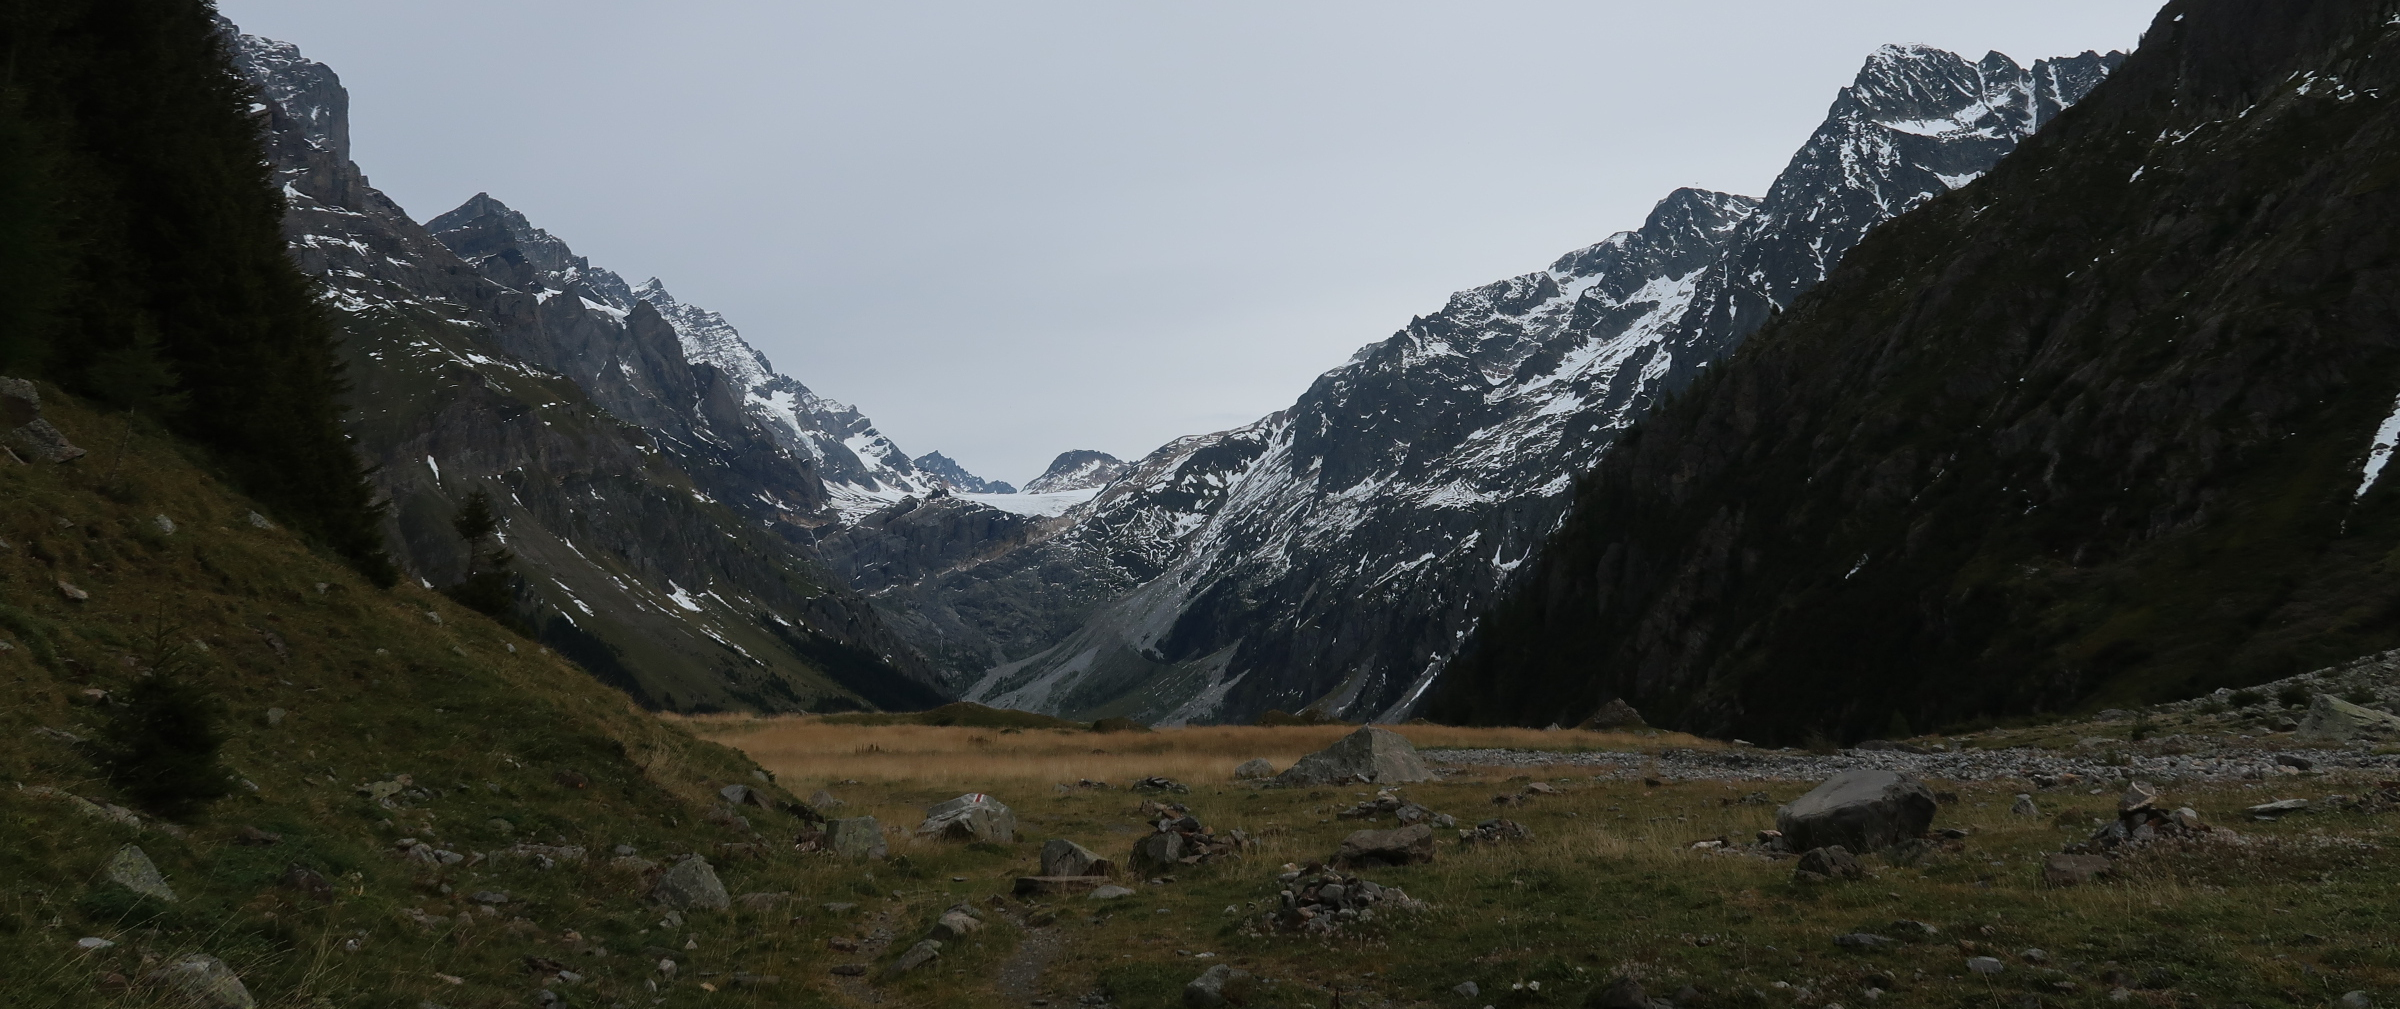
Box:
1775;769;1937;853
1273;727;1431;786
104;845;177;902
650;856;730;911
825;816;888;859
1041;838;1114;878
916;793;1016;843
1231;758;1277;780
2295;694;2400;743
148;954;254;1009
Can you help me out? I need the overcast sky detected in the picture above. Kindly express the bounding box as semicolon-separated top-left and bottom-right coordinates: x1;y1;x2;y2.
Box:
218;0;2160;486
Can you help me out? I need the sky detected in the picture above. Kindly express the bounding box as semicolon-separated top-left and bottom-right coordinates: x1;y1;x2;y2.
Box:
216;0;2162;486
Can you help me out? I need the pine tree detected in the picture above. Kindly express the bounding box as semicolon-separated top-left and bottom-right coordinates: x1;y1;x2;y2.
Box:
442;489;522;629
95;670;236;821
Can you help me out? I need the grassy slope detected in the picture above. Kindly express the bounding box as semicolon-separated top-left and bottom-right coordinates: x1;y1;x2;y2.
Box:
0;385;863;1008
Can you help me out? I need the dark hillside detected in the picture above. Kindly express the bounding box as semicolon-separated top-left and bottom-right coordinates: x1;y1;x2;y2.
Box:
0;0;389;581
1434;0;2400;742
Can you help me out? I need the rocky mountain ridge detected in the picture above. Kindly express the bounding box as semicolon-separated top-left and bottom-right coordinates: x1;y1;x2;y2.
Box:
844;43;2120;724
227;24;946;712
1430;0;2400;741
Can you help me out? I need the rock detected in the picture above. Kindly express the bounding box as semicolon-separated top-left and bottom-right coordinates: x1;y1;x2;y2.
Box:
1775;769;1937;854
1333;823;1435;868
1966;956;2004;975
824;816;888;859
265;708;285;728
1454;981;1480;997
56;580;88;602
1461;818;1533;844
1089;884;1135;900
1042;838;1114;878
148;954;254;1009
930;911;983;940
2295;694;2400;743
233;826;282;846
1523;781;1560;796
1183;964;1254;1007
104;845;176;902
1232;758;1277;780
1132;776;1191;793
2169;807;2205;830
649;857;730;911
1272;726;1432;786
1015;875;1116;896
2275;754;2315;771
916;793;1017;843
2118;781;2157;814
808;789;844;808
2339;992;2372;1009
2246;798;2309;818
2011;794;2038;816
1576;698;1646;730
279;865;333;901
2041;852;2112;887
470;890;509;904
1836;933;1896;949
737;892;786;911
719;784;767;806
1888;919;1940;937
1587;976;1649;1009
1792;846;1862;882
1;378;87;463
882;939;941;978
1131;831;1185;873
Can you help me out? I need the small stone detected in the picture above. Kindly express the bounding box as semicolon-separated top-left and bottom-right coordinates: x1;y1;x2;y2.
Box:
149;954;255;1009
822;902;858;913
2118;781;2157;814
2339;991;2372;1009
56;580;88;602
2021;948;2048;963
1182;964;1253;1007
265;708;285;728
1454;981;1479;997
470;891;509;904
76;937;115;950
930;911;983;940
1967;956;2005;975
233;826;282;846
1835;933;1895;949
2041;852;2112;887
1089;885;1135;900
881;939;942;978
104;845;176;902
808;789;844;808
2011;794;2038;816
246;511;273;529
152;515;176;535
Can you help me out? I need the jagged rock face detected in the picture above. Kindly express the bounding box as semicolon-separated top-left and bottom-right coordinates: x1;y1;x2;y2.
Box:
1432;0;2400;741
914;452;1015;495
225;23;942;713
1023;451;1130;494
925;44;2118;724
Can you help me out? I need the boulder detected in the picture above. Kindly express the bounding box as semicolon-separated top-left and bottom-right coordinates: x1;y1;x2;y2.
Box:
1130;831;1185;873
1576;698;1646;730
2041;852;2112;887
929;910;983;940
881;939;941;978
1;377;86;463
148;954;254;1009
1333;823;1435;868
1775;769;1937;853
104;845;177;902
825;816;888;858
808;788;844;808
1041;838;1114;878
1184;964;1254;1007
1586;976;1649;1009
2295;694;2400;743
1232;758;1277;780
650;857;730;911
1273;726;1432;786
916;793;1016;843
1792;845;1863;883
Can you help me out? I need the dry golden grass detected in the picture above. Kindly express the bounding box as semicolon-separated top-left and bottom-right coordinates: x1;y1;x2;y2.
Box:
674;715;1710;787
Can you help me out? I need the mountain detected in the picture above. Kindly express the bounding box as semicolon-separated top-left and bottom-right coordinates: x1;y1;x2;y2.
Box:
1431;0;2400;742
915;452;1018;494
879;43;2120;723
1022;450;1131;494
226;25;946;713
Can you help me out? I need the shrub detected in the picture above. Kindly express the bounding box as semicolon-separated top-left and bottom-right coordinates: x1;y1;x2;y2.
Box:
93;670;235;821
2278;686;2311;709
